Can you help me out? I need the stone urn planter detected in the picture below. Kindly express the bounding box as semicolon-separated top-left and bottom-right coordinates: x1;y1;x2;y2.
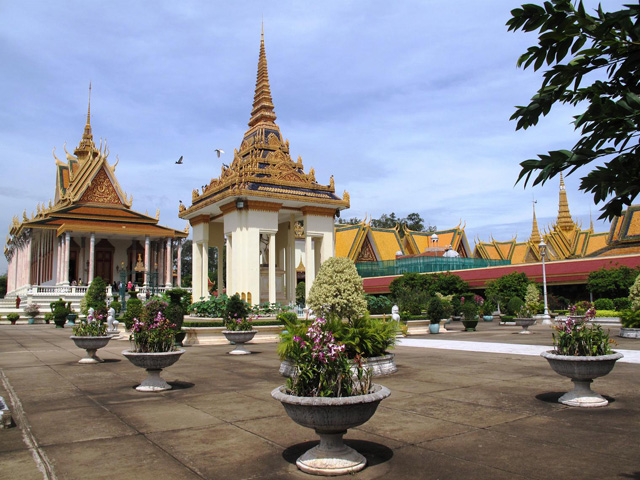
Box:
66;313;78;326
271;384;391;475
619;328;640;339
280;354;397;378
462;320;478;331
222;330;257;355
540;351;623;407
122;349;185;391
70;336;112;364
514;317;536;334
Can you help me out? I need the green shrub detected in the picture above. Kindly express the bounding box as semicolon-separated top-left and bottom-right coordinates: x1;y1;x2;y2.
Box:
390;272;429;316
620;309;640;328
295;281;306;306
276;311;299;325
595;309;618;317
614;297;632;311
594;298;615;311
461;301;478;321
189;294;228;318
85;277;108;315
506;296;524;316
224;294;250;322
110;300;122;315
629;273;640;310
365;294;392;315
123;298;143;330
308;257;367;321
7;312;19;322
501;315;515;321
184;320;282;328
340;314;399;358
426;297;447;325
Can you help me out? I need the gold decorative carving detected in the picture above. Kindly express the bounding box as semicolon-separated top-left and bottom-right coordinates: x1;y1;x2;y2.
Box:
343;191;350;203
294;222;305;238
245;200;282;212
79;168;122;204
357;236;377;262
301;206;336;217
189;215;210;227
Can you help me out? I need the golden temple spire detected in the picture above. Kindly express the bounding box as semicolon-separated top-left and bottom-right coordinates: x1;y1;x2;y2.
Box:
248;27;277;128
530;200;541;244
557;172;576;232
74;82;97;161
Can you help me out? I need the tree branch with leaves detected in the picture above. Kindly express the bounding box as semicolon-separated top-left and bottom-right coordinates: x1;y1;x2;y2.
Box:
508;1;640;220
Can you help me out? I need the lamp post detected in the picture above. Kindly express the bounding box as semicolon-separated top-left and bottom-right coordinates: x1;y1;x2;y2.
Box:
539;240;552;325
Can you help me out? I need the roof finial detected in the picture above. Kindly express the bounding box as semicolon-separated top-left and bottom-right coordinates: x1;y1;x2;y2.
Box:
248;24;277;128
87;81;92;125
530;199;541;244
74;82;96;161
556;172;576;232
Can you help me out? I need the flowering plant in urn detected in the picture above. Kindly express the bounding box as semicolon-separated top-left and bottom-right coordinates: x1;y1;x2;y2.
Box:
287;318;370;397
223;294;254;331
129;312;176;353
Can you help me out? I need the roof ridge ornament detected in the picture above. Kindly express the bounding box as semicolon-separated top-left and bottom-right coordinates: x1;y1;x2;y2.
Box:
248;26;277;128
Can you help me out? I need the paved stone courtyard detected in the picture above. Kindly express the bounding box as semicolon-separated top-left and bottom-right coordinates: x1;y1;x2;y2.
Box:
1;322;639;479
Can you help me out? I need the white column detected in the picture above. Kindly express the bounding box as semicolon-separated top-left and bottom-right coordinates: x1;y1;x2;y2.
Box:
226;235;232;296
88;233;95;284
177;241;182;288
144;235;150;287
192;240;202;299
305;235;315;303
269;233;276;304
64;232;71;285
287;216;296;304
165;238;172;288
201;241;208;295
131;241;137;283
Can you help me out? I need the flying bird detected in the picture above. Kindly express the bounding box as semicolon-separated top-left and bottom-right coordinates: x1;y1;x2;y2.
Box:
175;156;183;164
215;149;225;158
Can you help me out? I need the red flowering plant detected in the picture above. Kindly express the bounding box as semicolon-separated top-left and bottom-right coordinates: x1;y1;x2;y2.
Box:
286;318;370;397
129;312;176;353
569;301;596;320
73;312;107;336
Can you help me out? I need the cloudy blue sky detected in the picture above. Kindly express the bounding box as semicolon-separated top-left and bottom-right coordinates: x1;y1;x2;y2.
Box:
0;1;623;273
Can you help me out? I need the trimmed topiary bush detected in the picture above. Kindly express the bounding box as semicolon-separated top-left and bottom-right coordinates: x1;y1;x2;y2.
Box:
506;296;525;316
123;298;143;330
307;257;367;321
594;298;615;311
614;297;632;311
426;297;447;325
84;277;108;316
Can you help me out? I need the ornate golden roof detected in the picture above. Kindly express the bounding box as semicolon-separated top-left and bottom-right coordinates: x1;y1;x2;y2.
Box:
530;202;541;245
179;29;349;219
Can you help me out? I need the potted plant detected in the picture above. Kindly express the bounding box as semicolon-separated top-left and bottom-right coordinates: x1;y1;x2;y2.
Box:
50;298;70;328
619;308;640;338
567;301;595;322
340;314;400;375
66;304;78;325
514;291;538;334
541;318;623;407
7;313;19;325
271;317;390;475
122;312;185;391
222;294;257;355
44;313;53;324
427;297;446;334
165;288;189;346
461;298;478;331
23;303;40;324
70;313;112;364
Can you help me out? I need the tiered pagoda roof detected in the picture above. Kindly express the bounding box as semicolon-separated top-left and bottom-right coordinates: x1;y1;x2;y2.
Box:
5;89;186;260
179;30;349;220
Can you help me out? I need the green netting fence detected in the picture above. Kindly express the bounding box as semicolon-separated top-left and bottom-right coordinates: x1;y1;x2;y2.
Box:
355;257;510;278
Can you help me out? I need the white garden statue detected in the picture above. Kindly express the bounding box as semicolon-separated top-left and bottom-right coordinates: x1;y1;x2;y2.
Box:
391;305;401;322
87;307;95;322
107;306;119;332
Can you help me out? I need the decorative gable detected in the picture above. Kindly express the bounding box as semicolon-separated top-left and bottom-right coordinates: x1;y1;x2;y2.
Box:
79;168;122;205
356;236;377;262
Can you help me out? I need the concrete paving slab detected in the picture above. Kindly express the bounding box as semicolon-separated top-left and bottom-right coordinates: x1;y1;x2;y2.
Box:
43;435;202;480
1;323;639;479
0;450;46;480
